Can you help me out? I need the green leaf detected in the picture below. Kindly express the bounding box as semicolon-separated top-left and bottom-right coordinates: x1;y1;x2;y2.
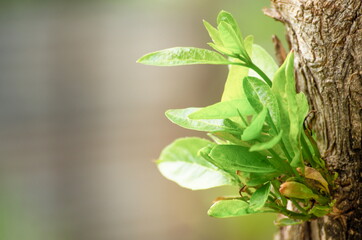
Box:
250;182;271;210
246;172;279;186
243;76;280;128
241;107;267;141
188;99;255;120
157;137;235;190
220;37;253;101
207;43;233;56
249;44;278;81
249;130;283;152
209;145;278;173
165;108;232;132
203;20;223;46
285;53;299;145
271;53;294;158
217;10;243;43
137;47;231;66
296;92;309;129
218;21;244;55
208;199;253;218
244;35;254;57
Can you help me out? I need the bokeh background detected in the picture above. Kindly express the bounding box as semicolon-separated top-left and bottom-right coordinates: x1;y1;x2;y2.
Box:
0;0;286;239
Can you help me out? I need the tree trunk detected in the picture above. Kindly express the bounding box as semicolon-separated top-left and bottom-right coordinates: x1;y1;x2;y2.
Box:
264;0;362;239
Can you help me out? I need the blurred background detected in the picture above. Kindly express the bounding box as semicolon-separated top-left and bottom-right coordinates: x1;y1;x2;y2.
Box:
0;0;286;239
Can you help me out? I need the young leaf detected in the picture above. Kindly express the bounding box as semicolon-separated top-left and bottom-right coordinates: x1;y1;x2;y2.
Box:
188;98;255;120
245;172;279;186
296;92;309;130
249;44;279;81
203;20;223;46
208;199;253;218
241;106;267;141
165;108;232;132
285;53;299;145
249;130;283;152
249;182;271;210
217;10;243;43
137;47;231;66
244;35;254;57
218;21;244;55
209;145;278;173
271;53;294;158
243;76;280;128
207;43;234;56
220;37;253;101
279;181;319;200
157;137;235;190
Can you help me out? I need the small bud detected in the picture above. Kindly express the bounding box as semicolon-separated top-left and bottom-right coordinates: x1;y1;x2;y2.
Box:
297;167;329;194
279;182;318;200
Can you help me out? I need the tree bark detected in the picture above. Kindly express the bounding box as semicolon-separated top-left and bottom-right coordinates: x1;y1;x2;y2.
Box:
265;0;362;239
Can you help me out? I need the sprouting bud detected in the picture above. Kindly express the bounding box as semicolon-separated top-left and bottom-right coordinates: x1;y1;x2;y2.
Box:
279;182;318;200
297;166;330;194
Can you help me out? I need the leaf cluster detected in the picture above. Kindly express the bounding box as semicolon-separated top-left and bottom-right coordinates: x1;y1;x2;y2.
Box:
138;10;334;224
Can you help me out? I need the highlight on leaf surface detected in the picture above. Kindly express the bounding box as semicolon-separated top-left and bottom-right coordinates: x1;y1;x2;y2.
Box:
157;137;236;190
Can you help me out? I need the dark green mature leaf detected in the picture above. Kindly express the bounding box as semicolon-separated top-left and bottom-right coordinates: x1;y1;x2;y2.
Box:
243;76;280;128
165;108;232;132
137;47;231;66
246;172;279;186
242;107;267;141
249;44;279;81
209;145;278;173
250;182;271;210
208;199;251;218
188;98;255;120
249;130;283;152
157;138;235;190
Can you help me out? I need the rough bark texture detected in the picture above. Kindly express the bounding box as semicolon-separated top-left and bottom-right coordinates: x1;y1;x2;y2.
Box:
265;0;362;239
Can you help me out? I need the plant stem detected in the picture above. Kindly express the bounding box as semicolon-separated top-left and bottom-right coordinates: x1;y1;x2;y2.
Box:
249;62;273;87
291;199;308;214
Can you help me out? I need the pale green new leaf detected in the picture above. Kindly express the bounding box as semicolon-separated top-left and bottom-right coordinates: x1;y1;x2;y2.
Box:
216;10;243;43
188;98;255;120
165;108;232;132
218;21;244;55
285;53;299;145
250;182;271;210
208;199;252;218
220;36;253;101
157;138;235;190
296;92;309;129
203;20;223;46
249;130;283;152
137;47;231;66
243;76;280;128
271;53;294;158
249;44;279;80
242;107;267;141
209;145;278;173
